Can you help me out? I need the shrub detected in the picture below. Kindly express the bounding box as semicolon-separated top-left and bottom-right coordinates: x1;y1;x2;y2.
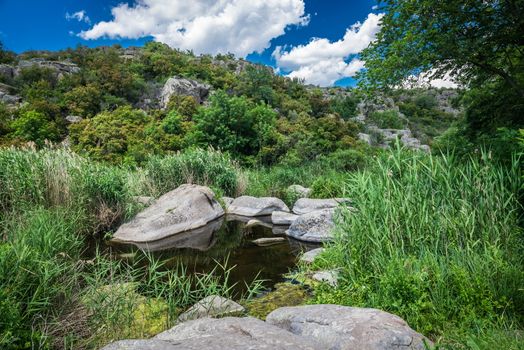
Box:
10;110;60;146
368;110;406;129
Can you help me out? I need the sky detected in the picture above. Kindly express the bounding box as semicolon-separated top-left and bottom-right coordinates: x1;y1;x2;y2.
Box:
0;0;383;87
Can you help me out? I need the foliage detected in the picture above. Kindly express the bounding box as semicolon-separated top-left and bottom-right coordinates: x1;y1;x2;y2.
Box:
368;110;405;129
308;148;523;347
329;94;359;119
10;110;60;146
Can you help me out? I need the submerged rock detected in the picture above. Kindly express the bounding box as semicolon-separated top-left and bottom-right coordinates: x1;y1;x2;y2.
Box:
112;184;224;244
286;209;336;243
227;196;289;217
300;248;325;264
271;211;299;225
178;295;245;322
292;198;351;215
266;305;432;350
252;237;286;246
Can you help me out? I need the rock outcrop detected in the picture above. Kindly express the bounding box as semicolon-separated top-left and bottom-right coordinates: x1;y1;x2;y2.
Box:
292;198;351;215
160;77;211;109
102;305;431;350
178;296;244;322
227;196;289;217
16;59;80;79
112;184;224;244
286;209;336;243
266;305;431;350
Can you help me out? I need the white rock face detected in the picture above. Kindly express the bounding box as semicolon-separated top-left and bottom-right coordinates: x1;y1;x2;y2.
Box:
178;295;245;322
266;305;432;350
286;209;336;243
271;211;299;225
227;196;289;217
160;77;211;108
112;184;224;244
292;198;351;215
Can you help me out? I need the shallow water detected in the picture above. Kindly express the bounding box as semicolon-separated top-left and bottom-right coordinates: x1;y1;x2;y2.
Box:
107;215;319;296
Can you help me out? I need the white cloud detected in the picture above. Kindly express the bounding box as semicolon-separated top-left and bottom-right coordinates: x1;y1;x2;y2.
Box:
273;13;383;86
66;10;91;24
80;0;308;58
404;69;460;89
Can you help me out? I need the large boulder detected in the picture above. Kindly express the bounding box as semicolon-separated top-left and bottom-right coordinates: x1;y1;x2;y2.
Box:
286;209;336;243
292;198;351;215
266;305;432;350
152;317;322;350
272;211;299;225
160;77;211;108
227;196;289;217
178;295;244;322
112;184;224;244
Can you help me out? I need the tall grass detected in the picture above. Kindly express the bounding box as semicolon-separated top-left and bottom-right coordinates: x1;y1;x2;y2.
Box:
312;147;523;347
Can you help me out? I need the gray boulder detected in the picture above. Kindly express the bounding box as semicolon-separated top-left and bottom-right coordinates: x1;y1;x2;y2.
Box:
286;209;335;243
0;64;14;80
160;77;211;108
266;305;432;350
65;115;83;123
227;196;289;217
292;198;351;215
312;270;339;287
300;248;325;264
153;317;322;350
252;237;286;246
222;196;234;209
178;295;244;322
287;184;312;198
112;184;224;244
272;210;299;225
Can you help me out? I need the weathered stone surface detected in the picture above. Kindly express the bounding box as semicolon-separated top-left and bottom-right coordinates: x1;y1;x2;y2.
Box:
286;209;336;243
267;305;432;350
222;196;234;209
252;237;286;246
292;198;351;215
65;115;83;123
300;248;325;264
112;184;224;244
178;295;244;322
102;339;179;350
245;219;272;229
287;184;312;198
0;64;14;80
16;59;80;79
132;196;155;205
152;317;322;350
312;270;339;287
227;196;289;217
160;77;210;108
272;210;299;225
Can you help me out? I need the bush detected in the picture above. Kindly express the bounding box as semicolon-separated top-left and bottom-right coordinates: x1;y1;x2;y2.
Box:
368;110;406;129
10;110;60;146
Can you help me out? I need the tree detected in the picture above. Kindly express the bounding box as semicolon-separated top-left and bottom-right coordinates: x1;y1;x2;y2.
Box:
10;110;60;146
360;1;524;97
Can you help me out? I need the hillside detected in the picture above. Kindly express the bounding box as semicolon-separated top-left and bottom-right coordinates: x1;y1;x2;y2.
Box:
0;43;460;165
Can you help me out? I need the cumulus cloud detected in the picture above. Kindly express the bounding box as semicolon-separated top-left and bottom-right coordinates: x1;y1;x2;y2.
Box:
273;13;383;86
66;10;91;24
80;0;308;57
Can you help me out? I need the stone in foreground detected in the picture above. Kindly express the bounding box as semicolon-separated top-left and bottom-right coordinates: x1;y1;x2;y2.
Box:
272;210;299;225
112;184;224;244
300;248;325;264
227;196;289;217
154;317;322;350
252;237;286;246
292;198;351;215
286;209;336;243
178;295;244;322
266;305;432;350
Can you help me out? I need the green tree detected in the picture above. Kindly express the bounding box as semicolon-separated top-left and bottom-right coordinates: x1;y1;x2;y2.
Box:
10;110;60;146
63;84;102;117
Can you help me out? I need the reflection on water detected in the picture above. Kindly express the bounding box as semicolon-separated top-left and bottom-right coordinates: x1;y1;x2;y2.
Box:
108;216;319;296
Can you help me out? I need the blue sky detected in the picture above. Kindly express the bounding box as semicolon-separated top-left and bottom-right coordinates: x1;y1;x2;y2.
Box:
0;0;381;86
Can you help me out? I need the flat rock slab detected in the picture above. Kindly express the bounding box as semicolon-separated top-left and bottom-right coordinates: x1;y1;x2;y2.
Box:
227;196;289;217
178;295;244;322
112;184;224;244
292;198;351;215
246;219;273;229
252;237;286;246
300;248;325;264
266;305;432;350
286;209;335;243
154;317;322;350
272;210;299;225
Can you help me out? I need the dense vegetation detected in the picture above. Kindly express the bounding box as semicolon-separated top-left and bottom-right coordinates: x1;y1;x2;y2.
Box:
0;0;523;348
